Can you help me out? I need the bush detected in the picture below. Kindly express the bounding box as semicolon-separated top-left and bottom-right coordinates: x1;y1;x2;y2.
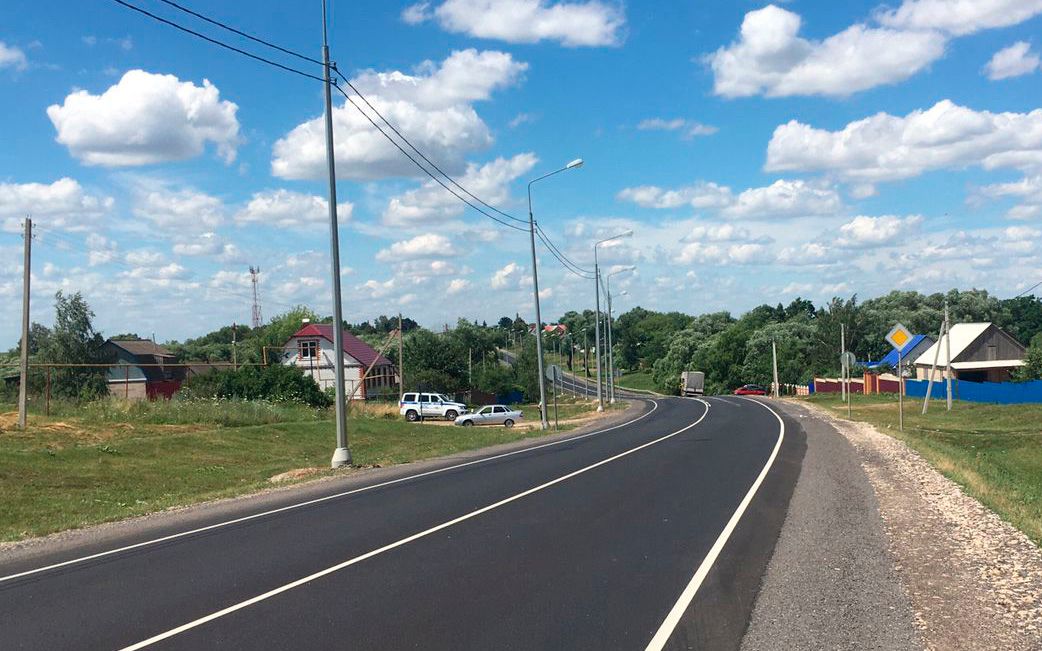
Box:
180;364;332;407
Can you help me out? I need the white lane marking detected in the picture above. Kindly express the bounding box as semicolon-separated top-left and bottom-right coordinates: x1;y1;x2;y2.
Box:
644;397;785;651
0;400;660;585
118;400;711;651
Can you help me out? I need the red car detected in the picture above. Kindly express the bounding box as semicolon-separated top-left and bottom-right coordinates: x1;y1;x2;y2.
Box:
733;384;768;396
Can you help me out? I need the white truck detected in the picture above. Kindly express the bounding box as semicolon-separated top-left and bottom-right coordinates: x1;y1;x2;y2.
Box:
681;371;705;397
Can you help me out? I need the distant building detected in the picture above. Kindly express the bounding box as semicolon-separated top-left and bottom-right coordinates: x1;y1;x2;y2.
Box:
103;339;184;400
283;324;397;399
912;323;1026;383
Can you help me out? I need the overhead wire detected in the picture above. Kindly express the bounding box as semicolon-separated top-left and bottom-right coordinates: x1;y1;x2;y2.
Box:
110;0;600;282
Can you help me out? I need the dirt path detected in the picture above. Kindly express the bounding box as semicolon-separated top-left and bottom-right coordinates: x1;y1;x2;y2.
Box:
800;401;1042;650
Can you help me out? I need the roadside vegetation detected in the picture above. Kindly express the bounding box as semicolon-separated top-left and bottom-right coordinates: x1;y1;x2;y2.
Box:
0;394;616;542
805;394;1042;546
614;371;657;392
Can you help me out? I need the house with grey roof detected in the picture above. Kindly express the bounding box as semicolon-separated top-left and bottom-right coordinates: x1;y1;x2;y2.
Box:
912;323;1026;383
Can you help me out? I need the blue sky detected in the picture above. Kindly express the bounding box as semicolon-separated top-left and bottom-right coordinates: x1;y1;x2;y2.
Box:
2;0;1042;346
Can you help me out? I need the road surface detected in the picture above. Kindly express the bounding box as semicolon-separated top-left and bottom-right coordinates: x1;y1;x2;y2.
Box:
0;396;803;650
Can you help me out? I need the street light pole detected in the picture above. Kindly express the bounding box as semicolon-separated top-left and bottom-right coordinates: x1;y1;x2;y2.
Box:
321;0;351;468
527;158;583;430
606;267;634;403
593;231;632;411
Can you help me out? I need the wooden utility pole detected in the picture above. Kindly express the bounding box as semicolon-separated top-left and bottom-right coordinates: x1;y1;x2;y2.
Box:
398;313;405;401
17;217;31;430
944;301;953;412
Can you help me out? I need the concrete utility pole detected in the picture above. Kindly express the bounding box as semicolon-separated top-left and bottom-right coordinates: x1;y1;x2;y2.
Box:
232;323;238;370
945;300;953;412
322;0;351;468
17;217;31;430
922;310;946;415
840;324;847;403
771;339;780;399
398;313;405;401
593;231;631;411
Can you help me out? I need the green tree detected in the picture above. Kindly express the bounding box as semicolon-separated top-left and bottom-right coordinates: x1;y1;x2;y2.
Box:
1014;334;1042;381
39;292;110;400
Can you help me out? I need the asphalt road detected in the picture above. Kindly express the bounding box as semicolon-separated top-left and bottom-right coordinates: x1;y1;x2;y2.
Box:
0;396;803;650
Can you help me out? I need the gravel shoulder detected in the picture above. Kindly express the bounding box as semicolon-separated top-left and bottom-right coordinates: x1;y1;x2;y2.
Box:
741;399;921;651
802;400;1042;650
784;399;1042;651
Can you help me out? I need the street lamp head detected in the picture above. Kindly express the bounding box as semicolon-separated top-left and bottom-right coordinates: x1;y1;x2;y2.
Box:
619;229;633;238
566;158;584;169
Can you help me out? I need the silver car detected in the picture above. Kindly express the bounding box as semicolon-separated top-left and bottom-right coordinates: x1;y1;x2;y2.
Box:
454;405;523;428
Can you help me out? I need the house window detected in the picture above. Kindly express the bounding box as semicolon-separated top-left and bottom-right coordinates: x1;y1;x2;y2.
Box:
299;340;319;360
987;345;997;361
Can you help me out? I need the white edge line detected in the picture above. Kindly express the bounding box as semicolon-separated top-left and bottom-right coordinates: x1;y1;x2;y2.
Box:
0;399;660;585
643;397;786;651
117;399;712;650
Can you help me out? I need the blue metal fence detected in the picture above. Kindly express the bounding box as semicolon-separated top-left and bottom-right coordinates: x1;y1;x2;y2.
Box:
904;379;1042;405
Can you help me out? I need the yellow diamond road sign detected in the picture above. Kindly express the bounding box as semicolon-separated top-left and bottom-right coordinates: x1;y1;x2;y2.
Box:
886;323;912;351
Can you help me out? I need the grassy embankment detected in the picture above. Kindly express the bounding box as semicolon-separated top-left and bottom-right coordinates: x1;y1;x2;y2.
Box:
613;371;658;392
804;393;1042;546
0;395;614;542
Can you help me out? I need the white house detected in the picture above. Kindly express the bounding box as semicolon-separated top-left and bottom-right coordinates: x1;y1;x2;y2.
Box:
283;323;397;399
912;322;1026;383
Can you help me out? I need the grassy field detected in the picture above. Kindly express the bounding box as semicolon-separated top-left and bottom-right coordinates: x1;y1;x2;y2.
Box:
614;371;658;392
804;394;1042;546
0;396;614;542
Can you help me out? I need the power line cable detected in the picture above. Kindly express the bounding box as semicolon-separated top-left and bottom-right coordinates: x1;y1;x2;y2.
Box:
535;224;594;275
109;0;324;82
1013;280;1042;299
333;70;527;225
111;0;528;234
331;83;528;233
155;0;324;66
534;226;594;279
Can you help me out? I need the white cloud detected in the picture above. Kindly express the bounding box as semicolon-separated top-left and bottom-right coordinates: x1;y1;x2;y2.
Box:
403;0;625;47
491;261;523;288
876;0;1042;36
447;278;471;294
618;178;841;219
984;42;1040;80
722;179;841;219
508;112;535;128
125;249;166;266
677;242;772;265
47;70;241;166
85;233;118;266
272;50;526;180
375;233;459;262
976;174;1042;219
0;178;113;232
382;153;536;226
235;189;352;228
836;215;923;248
766;100;1042;183
133;186;224;233
707;5;945;98
171;232;241;263
0;41;27;71
617;181;733;210
682;224;771;244
637;118;718;139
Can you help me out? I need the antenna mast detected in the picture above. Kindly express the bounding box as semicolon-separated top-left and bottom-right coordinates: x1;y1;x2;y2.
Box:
249;266;263;328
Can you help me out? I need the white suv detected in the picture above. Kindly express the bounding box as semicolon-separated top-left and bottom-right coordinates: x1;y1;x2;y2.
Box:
399;392;469;422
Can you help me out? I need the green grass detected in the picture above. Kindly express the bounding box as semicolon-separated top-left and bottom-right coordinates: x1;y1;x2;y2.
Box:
614;371;658;392
804;394;1042;546
0;397;614;542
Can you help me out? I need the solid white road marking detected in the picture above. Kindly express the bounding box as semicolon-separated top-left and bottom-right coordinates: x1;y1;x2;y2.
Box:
643;397;786;651
117;400;712;651
0;400;660;585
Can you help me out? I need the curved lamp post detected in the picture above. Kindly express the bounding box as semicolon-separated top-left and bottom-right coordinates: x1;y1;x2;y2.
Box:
593;230;632;411
527;158;583;430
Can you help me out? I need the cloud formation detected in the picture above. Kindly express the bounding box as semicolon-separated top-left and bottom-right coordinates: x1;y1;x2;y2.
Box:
47;70;241;166
235;189;353;228
984;42;1040;80
272;50;526;180
766;100;1042;183
402;0;624;47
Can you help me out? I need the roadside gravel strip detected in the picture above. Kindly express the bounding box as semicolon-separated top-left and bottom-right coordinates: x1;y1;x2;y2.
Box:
740;400;921;651
806;403;1042;651
765;400;1042;651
